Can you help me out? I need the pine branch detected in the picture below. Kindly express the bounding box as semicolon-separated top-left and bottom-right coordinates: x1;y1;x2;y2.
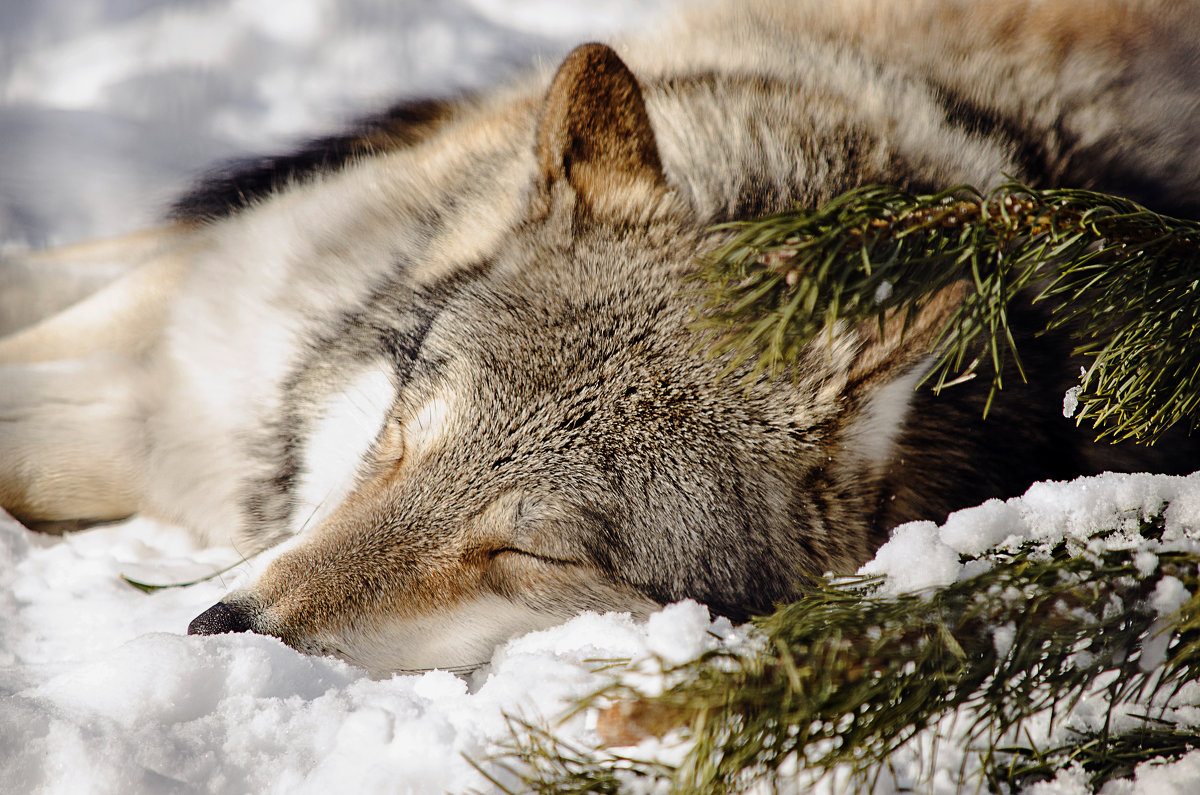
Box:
483;517;1200;793
994;722;1200;791
694;183;1200;442
472;717;675;794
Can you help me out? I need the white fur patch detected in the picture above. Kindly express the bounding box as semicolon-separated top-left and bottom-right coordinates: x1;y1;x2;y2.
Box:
292;363;396;534
845;356;933;472
325;594;572;675
403;394;455;459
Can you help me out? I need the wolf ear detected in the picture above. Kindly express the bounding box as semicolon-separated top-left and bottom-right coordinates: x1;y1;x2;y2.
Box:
535;43;667;213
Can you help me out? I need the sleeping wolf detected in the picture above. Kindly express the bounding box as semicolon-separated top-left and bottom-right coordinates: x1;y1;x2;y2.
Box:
2;0;1198;674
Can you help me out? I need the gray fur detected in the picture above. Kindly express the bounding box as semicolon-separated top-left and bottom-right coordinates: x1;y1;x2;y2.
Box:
2;0;1198;673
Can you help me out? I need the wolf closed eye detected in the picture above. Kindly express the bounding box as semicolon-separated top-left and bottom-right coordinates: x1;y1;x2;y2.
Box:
2;0;1198;675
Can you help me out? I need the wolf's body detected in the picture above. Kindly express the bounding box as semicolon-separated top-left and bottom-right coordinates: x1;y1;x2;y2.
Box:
2;0;1198;673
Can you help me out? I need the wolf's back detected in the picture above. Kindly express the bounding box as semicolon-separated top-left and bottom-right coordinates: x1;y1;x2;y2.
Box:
172;0;1200;230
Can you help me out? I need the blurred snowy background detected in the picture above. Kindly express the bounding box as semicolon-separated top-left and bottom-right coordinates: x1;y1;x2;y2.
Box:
0;0;683;248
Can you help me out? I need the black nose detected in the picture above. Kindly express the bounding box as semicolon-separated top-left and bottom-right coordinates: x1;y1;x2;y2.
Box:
187;601;256;636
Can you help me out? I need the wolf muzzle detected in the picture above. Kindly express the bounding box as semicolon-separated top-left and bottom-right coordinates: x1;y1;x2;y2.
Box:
188;602;255;636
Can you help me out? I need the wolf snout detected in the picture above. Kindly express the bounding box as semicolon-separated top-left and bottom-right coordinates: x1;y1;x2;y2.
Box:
187;601;255;636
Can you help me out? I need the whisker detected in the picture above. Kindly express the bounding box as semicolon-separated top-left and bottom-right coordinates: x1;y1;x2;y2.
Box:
391;661;487;676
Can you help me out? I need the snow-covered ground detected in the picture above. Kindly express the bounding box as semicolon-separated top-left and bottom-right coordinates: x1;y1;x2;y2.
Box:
2;2;1199;793
4;476;1199;794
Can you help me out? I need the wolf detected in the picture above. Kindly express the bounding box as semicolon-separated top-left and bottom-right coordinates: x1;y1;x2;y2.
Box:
1;0;1198;675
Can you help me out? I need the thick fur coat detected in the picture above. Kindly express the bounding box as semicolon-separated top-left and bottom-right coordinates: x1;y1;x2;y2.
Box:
1;0;1198;673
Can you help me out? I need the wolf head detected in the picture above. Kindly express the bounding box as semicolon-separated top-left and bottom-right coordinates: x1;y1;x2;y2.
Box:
188;44;933;674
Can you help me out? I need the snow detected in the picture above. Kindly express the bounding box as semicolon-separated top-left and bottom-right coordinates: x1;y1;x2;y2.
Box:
3;1;1200;793
1;507;729;793
0;0;680;249
5;478;1197;793
864;472;1200;597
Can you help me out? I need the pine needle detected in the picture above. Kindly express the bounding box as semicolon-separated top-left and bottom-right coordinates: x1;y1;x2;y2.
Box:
693;183;1200;443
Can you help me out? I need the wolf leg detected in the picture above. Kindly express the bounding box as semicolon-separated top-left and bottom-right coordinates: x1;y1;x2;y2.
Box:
0;355;150;528
0;229;189;526
1;230;175;336
0;226;190;354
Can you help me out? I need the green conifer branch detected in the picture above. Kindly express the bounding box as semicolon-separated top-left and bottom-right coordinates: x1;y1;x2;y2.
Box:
694;183;1200;442
993;723;1200;791
484;519;1200;793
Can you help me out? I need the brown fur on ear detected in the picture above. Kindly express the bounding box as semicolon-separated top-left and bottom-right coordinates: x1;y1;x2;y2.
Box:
536;43;666;209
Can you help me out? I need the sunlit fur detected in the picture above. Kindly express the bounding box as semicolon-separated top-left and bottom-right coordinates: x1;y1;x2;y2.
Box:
2;0;1198;672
